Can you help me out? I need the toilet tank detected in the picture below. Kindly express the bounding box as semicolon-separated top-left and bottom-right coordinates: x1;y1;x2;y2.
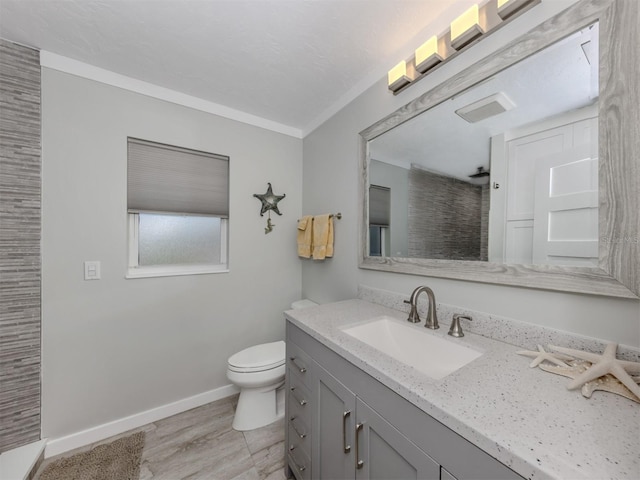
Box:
291;299;318;310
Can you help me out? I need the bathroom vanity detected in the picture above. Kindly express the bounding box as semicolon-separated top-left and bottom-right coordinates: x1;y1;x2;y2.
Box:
285;321;518;479
284;300;639;480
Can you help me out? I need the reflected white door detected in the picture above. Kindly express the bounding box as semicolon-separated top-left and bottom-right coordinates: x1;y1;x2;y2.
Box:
532;145;598;265
498;109;598;265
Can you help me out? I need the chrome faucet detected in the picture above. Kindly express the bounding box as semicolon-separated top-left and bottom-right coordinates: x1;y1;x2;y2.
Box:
403;286;439;329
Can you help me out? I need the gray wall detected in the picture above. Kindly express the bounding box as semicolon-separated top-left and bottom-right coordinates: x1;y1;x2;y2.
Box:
0;40;41;453
41;68;303;439
302;0;640;347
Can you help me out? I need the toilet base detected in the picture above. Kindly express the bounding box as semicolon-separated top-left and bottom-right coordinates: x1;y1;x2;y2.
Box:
232;382;285;431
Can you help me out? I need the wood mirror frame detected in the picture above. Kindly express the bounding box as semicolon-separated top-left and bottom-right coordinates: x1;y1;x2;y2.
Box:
359;0;639;298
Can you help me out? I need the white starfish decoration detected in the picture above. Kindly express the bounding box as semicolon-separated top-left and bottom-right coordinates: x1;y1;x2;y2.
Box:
549;343;640;399
539;361;640;403
516;344;573;368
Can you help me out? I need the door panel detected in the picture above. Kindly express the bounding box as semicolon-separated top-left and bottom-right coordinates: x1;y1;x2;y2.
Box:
314;366;356;480
356;398;439;480
504;220;533;264
533;146;598;265
506;128;570;221
441;467;458;480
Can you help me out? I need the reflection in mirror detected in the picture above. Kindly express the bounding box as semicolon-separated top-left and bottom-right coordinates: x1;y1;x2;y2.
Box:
368;184;392;256
368;23;599;266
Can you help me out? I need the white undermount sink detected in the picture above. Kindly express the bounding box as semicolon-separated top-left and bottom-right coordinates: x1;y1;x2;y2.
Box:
341;316;482;380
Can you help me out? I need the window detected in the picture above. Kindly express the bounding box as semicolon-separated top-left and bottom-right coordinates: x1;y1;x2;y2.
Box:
126;138;229;278
369;185;390;257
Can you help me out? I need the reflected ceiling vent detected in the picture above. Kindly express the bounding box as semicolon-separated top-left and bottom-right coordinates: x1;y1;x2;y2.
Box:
455;92;516;123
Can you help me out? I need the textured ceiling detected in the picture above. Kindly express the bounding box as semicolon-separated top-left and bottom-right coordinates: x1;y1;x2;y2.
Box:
0;0;477;135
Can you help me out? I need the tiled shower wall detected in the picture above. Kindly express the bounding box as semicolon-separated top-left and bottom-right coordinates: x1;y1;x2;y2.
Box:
408;167;488;261
0;39;41;452
480;184;489;261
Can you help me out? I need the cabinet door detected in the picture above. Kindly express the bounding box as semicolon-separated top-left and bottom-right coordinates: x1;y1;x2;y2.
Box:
355;398;440;480
441;467;458;480
314;364;356;479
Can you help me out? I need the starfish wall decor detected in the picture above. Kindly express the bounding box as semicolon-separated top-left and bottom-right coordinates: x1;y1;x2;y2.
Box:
253;183;285;234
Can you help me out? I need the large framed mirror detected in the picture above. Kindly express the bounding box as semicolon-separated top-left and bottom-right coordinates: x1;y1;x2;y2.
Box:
359;0;639;298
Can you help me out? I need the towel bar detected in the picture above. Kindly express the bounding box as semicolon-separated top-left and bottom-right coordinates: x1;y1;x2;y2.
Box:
298;213;342;221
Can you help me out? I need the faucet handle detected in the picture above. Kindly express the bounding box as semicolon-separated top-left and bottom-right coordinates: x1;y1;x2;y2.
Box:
448;314;472;337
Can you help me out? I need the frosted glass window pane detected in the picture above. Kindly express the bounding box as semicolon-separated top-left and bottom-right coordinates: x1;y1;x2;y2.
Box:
139;213;221;266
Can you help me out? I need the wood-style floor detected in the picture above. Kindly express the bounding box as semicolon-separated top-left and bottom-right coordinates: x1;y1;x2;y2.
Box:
35;395;287;480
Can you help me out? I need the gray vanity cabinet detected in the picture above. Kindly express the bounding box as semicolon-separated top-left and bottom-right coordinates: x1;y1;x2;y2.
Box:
286;321;522;480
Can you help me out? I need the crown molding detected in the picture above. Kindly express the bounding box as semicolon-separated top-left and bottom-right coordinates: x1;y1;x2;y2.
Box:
39;51;303;139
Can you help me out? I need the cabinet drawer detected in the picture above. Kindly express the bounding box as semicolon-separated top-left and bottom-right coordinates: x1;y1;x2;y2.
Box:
288;446;311;480
288;380;312;426
288;416;311;457
288;380;311;419
287;341;312;388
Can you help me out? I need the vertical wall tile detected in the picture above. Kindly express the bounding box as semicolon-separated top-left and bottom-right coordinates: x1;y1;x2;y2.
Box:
408;167;486;260
0;39;41;452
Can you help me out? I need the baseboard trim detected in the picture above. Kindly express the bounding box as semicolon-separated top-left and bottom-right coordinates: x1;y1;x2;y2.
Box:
44;384;239;458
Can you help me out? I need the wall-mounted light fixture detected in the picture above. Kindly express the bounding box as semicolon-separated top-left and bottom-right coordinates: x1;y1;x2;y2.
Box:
415;36;444;74
497;0;537;19
387;0;540;94
388;60;411;92
450;5;485;50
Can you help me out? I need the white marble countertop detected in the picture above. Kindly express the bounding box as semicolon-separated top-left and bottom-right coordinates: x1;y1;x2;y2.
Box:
284;299;640;480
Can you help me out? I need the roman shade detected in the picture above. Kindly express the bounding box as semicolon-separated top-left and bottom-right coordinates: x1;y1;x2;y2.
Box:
127;138;229;216
369;185;391;226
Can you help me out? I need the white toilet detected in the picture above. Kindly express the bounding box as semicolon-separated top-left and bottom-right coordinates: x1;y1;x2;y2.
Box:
227;299;318;431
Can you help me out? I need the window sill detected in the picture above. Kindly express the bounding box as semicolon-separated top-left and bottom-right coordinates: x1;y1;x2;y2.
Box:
126;264;229;279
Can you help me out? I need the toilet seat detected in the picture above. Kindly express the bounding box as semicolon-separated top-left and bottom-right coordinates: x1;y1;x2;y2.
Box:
227;340;285;373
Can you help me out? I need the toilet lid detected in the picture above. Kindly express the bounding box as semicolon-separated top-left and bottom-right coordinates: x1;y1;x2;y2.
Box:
228;340;285;372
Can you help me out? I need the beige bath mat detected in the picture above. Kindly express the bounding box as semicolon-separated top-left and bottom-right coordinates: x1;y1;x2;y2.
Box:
36;431;145;480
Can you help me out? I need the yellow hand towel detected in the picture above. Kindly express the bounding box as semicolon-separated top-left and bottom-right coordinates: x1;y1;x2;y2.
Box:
297;215;313;258
312;214;334;260
326;216;334;258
